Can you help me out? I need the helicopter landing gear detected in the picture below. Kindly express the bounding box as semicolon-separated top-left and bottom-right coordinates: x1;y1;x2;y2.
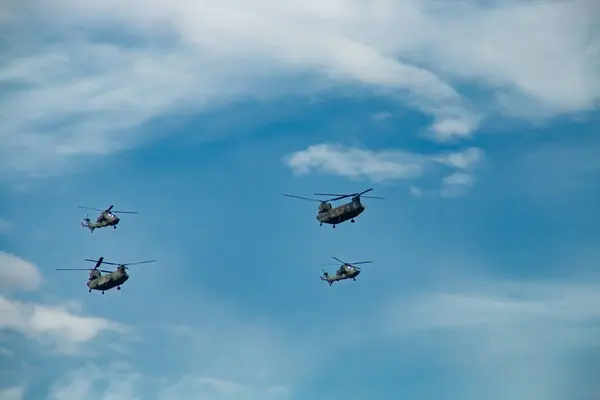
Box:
113;226;117;229
333;225;336;228
88;289;91;293
351;219;355;223
102;291;105;295
320;222;322;226
117;286;121;290
353;278;356;281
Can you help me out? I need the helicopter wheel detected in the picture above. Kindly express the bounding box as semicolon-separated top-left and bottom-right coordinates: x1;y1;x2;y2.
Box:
117;286;121;290
351;219;355;223
320;223;322;226
102;291;104;295
113;226;117;229
333;225;336;228
353;278;356;281
88;289;91;293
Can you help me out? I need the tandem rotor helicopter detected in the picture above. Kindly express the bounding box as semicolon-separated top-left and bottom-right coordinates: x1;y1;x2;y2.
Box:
56;257;156;294
320;257;373;286
77;205;138;232
283;188;384;227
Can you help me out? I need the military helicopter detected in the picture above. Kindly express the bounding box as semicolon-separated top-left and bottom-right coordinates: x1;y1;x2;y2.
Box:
77;205;138;232
283;188;384;227
56;257;156;294
320;257;373;286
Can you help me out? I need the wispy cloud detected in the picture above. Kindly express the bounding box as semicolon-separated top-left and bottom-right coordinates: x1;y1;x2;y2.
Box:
1;0;597;176
283;143;485;196
0;252;42;292
382;278;600;400
0;386;24;400
0;252;124;354
46;362;291;400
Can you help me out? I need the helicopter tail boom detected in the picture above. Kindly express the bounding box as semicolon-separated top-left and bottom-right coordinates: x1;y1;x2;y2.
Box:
81;217;94;233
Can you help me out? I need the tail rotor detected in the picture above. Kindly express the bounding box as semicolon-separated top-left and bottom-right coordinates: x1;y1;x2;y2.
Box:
81;214;94;233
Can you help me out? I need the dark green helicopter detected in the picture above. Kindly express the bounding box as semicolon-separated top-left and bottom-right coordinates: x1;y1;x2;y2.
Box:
56;257;156;294
77;204;138;232
283;188;384;228
320;257;373;286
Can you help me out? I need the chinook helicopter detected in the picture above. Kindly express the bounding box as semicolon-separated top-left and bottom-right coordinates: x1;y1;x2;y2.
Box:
320;257;372;286
77;205;138;232
283;188;384;227
56;257;156;294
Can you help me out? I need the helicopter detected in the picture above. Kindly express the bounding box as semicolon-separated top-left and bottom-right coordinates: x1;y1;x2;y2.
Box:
320;257;372;286
77;205;138;232
283;188;384;227
56;257;156;294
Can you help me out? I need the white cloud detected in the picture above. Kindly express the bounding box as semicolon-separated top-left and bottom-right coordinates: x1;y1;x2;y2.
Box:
283;143;426;182
0;296;124;354
433;147;485;170
46;362;291;400
158;376;290;400
371;111;393;122
0;252;43;292
440;171;476;197
382;279;600;400
0;386;24;400
1;0;598;176
409;184;423;197
283;143;485;197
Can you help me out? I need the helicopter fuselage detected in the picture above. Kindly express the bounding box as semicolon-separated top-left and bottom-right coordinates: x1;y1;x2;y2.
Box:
317;199;365;226
87;270;129;292
321;266;361;285
95;212;120;227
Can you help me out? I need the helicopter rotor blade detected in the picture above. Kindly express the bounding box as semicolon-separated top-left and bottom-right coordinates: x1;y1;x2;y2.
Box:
350;261;372;265
360;196;385;199
314;193;353;202
282;194;324;203
106;205;114;212
99;269;113;273
83;257;105;270
357;188;374;196
77;206;105;212
111;210;139;214
122;260;157;266
56;268;93;271
332;256;348;265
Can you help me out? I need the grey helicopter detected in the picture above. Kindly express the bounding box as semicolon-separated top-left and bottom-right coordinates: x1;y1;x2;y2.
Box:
283;188;384;228
320;257;373;286
56;257;156;294
77;205;138;232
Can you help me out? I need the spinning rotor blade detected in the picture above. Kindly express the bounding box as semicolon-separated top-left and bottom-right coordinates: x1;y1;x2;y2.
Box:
84;257;105;270
313;193;353;202
283;194;324;203
111;210;139;214
106;205;114;212
95;260;157;268
122;260;156;266
56;268;93;271
360;196;385;199
77;206;105;212
314;189;377;202
332;257;348;265
332;257;372;267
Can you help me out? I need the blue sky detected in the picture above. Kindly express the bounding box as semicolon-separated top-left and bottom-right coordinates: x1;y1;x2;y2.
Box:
1;1;600;399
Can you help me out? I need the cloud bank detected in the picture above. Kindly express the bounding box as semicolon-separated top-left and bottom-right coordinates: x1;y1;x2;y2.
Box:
1;0;598;176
